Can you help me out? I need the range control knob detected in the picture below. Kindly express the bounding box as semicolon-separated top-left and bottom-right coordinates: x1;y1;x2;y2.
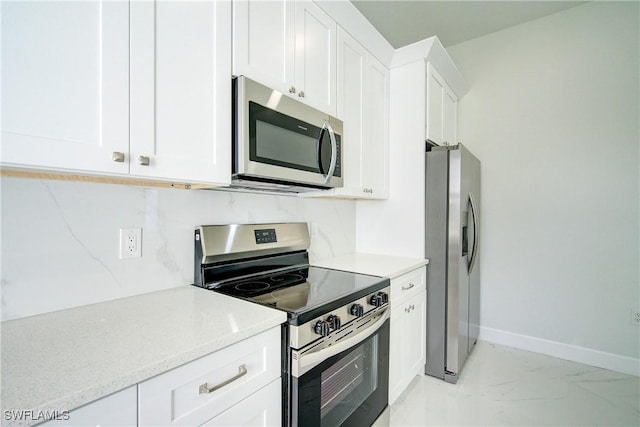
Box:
314;320;331;337
370;292;389;307
350;303;365;317
327;314;341;330
379;291;389;304
369;294;383;307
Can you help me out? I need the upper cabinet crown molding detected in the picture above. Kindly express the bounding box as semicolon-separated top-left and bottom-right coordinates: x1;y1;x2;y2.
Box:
391;36;468;99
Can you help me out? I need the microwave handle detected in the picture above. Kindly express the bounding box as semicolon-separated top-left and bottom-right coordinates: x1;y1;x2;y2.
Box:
323;121;338;185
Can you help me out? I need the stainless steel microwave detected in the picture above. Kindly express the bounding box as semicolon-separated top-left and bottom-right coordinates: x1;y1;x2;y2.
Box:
232;76;343;193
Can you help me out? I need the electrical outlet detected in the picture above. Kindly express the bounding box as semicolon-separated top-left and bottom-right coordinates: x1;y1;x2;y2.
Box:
119;228;142;259
632;310;640;326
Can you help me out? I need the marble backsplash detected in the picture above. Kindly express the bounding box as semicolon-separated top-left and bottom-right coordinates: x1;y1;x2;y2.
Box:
0;177;356;321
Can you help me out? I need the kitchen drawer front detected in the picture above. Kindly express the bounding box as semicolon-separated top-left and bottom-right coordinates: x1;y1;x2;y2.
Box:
203;378;281;427
138;326;281;426
390;267;426;308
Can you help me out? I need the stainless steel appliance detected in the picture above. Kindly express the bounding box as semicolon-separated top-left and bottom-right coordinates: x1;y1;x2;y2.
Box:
425;143;481;383
233;76;343;193
194;223;389;427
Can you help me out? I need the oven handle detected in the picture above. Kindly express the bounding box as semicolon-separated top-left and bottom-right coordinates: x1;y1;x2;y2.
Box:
298;308;389;374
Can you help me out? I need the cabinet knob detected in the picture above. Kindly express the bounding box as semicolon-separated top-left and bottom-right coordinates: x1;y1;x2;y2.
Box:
289;86;296;94
298;90;305;98
112;152;125;163
138;156;150;166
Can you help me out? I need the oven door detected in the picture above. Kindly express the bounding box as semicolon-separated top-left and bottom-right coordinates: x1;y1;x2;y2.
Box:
290;313;389;427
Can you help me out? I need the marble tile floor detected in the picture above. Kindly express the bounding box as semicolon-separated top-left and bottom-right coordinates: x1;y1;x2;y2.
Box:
373;341;640;426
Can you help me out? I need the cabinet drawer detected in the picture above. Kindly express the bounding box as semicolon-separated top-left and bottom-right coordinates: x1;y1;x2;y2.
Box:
204;378;281;426
390;267;426;308
138;326;281;426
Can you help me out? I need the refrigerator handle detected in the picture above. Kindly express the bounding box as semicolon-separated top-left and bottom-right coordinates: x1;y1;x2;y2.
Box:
468;192;479;273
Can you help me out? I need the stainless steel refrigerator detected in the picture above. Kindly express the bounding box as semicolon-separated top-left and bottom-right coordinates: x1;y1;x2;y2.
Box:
425;143;480;383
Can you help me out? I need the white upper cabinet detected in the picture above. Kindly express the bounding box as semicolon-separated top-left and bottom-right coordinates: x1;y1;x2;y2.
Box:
130;0;231;185
233;0;337;115
1;1;130;174
1;0;231;186
321;27;388;200
232;0;295;96
362;54;390;199
294;0;337;115
426;62;458;147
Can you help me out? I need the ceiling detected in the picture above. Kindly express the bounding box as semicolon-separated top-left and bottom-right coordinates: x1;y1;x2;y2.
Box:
350;1;587;48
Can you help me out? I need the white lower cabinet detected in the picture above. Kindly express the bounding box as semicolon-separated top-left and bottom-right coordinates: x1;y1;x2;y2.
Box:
203;379;280;427
388;267;427;405
138;327;281;426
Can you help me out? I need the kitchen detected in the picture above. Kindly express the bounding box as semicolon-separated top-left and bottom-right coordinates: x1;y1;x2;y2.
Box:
1;0;638;426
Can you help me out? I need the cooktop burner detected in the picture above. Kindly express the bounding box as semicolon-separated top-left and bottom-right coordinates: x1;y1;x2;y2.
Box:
210;266;386;325
227;269;308;297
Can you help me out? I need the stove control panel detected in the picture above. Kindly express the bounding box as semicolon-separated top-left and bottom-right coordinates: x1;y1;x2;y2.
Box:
290;285;390;349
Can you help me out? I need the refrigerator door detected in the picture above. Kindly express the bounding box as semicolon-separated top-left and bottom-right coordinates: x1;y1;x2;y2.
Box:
424;149;449;380
445;144;481;380
467;159;481;353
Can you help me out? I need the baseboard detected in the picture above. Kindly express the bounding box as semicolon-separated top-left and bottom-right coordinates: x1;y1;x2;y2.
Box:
479;326;640;377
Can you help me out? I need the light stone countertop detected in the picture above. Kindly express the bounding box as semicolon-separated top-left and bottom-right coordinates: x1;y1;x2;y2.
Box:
313;252;429;278
1;286;286;426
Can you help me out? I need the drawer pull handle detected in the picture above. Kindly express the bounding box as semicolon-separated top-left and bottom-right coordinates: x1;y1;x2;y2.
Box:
199;364;247;394
402;283;415;291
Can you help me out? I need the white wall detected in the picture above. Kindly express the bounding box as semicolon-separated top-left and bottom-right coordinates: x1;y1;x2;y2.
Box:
447;1;639;373
0;178;356;321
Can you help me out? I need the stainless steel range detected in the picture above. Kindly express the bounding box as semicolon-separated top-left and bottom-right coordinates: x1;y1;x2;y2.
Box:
194;223;390;427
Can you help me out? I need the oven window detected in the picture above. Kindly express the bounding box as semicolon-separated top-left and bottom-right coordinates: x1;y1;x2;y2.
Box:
320;336;378;426
291;319;389;427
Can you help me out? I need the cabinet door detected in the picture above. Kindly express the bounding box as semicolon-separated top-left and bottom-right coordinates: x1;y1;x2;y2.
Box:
334;27;366;197
130;0;231;185
405;290;427;380
204;379;281;427
426;63;444;145
362;55;390;199
329;28;389;200
1;1;129;174
294;0;336;115
232;0;295;95
443;87;458;146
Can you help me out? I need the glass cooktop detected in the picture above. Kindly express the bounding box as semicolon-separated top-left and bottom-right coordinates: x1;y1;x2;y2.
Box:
211;266;388;325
